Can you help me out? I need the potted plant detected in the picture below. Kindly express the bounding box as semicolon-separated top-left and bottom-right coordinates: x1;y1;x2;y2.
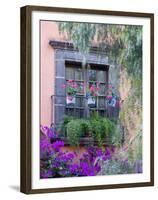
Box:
62;80;78;105
86;83;100;107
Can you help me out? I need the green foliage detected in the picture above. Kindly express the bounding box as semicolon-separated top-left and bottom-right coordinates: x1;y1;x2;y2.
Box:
89;115;116;146
57;115;75;135
128;129;142;164
67;119;83;146
63;114;117;147
109;123;122;147
59;22;96;61
98;158;134;175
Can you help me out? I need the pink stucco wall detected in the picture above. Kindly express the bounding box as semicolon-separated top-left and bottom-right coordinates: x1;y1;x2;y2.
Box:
40;21;62;127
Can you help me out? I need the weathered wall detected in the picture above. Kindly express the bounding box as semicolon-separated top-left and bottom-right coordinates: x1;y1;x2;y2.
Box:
119;67;142;161
40;21;64;127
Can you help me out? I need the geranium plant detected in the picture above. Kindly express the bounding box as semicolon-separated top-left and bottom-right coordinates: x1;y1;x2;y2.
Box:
62;79;79;96
106;83;121;108
86;82;100;98
85;82;100;107
62;80;79;104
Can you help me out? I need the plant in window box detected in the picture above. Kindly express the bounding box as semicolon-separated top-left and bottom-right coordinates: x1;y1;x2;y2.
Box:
62;80;78;105
86;83;100;107
106;84;120;107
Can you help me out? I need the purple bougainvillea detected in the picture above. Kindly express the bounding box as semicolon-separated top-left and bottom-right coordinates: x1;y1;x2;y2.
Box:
40;125;142;178
52;140;64;151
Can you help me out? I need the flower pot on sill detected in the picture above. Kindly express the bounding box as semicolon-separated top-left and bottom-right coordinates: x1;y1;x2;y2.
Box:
87;96;96;107
66;95;76;105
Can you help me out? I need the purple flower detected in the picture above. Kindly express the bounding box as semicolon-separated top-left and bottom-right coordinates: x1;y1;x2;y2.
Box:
134;160;142;173
69;164;79;174
102;155;107;161
96;148;103;157
80;162;91;176
40;169;52;178
87;146;95;155
40;138;51;151
94;163;101;173
111;145;116;153
66;153;75;160
105;147;111;159
52;140;64;151
40;125;59;139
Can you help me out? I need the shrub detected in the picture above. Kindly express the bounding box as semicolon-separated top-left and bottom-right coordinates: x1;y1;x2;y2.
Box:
98;157;142;175
89;116;116;146
98;158;133;175
61;114;117;146
66;119;83;146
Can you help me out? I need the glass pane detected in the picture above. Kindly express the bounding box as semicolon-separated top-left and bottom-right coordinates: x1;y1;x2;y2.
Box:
76;97;81;107
76;96;84;107
76;82;84;94
75;68;83;80
80;109;84;118
88;70;97;81
80;96;84;107
98;110;105;117
66;67;74;80
98;97;105;107
65;108;74;116
75;109;81;118
99;83;106;95
97;71;105;82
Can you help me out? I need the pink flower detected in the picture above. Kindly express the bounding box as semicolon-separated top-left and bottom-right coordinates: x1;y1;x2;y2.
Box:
67;79;73;83
89;85;94;92
96;87;100;92
96;82;100;87
107;95;112;100
61;84;66;89
67;96;73;101
116;100;120;108
108;84;112;89
72;83;78;88
93;93;97;97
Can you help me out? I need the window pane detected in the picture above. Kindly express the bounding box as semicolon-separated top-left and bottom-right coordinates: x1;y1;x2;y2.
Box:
66;67;74;80
76;97;81;107
98;110;105;117
76;82;84;95
75;68;83;80
65;108;74;116
99;83;106;95
98;97;105;107
97;71;105;82
76;96;84;107
75;109;81;118
88;70;97;81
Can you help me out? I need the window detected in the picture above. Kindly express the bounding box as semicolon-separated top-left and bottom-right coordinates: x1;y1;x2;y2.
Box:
49;40;110;139
52;60;109;138
65;62;109;119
